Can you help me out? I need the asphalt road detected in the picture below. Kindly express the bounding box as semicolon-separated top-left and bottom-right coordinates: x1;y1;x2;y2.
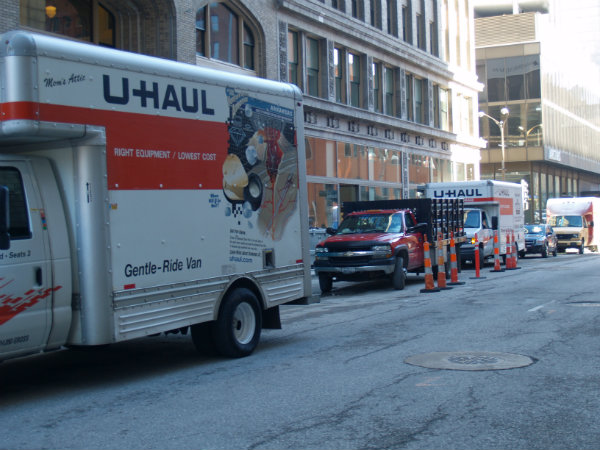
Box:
1;251;599;449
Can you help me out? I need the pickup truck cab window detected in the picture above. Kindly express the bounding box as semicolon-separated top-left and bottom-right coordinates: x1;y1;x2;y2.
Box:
337;213;405;234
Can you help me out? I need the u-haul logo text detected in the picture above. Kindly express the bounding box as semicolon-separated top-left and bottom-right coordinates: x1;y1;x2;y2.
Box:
432;188;483;198
103;75;216;116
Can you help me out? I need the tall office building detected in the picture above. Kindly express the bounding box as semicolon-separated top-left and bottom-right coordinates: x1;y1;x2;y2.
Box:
3;0;482;228
475;0;600;223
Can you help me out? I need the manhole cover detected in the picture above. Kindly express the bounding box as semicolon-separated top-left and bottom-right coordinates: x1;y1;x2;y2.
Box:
405;351;534;371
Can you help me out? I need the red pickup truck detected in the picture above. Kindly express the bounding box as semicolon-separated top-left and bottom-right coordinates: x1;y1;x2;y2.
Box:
314;199;464;293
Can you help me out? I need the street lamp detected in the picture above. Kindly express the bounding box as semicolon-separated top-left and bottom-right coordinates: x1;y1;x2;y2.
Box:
518;124;543;158
479;107;509;181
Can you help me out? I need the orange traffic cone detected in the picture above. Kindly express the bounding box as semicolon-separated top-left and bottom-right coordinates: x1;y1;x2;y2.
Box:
490;230;505;272
420;235;440;293
436;234;452;290
470;233;486;279
505;232;514;269
448;232;465;285
507;230;522;270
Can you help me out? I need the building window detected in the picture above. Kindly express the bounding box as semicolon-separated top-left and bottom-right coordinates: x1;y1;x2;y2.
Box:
332;0;345;12
433;85;440;128
306;37;320;97
196;3;256;71
334;47;345;103
370;0;382;29
196;7;206;56
21;0;116;47
402;5;411;43
351;0;364;20
429;21;438;56
487;58;506;102
372;62;382;112
288;30;299;86
243;25;255;70
414;77;426;124
384;66;395;116
439;87;449;131
349;52;361;107
386;0;398;36
525;55;541;98
405;73;413;121
416;13;426;50
506;56;525;101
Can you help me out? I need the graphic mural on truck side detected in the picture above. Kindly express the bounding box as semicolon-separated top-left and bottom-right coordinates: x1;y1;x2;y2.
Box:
222;88;298;241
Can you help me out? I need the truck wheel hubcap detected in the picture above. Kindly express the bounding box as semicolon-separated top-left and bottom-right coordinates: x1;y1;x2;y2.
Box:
233;302;255;344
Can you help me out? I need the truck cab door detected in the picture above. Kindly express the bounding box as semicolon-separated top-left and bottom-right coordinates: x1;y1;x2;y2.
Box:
0;162;53;358
404;213;424;269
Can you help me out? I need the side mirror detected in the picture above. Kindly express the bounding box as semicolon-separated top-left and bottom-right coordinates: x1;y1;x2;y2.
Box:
0;186;10;250
408;223;428;233
491;216;499;230
590;221;594;227
326;227;337;235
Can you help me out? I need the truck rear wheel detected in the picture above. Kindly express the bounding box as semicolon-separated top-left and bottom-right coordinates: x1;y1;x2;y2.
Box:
213;288;262;358
318;273;333;293
392;256;406;290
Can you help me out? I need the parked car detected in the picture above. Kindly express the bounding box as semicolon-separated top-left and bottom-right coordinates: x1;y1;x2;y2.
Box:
524;224;558;258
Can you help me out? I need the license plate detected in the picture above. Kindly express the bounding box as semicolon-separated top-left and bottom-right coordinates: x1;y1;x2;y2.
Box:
341;267;356;274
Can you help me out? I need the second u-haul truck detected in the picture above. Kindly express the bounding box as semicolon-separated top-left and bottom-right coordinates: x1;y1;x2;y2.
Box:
421;180;525;265
547;197;600;253
0;31;311;362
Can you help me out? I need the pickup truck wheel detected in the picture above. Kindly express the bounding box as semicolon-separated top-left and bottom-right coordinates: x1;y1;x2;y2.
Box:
579;239;585;254
318;273;333;293
212;288;261;358
392;256;406;290
191;322;217;356
541;243;548;258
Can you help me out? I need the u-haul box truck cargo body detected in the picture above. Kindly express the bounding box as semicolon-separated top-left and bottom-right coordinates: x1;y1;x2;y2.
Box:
422;180;525;264
0;31;311;362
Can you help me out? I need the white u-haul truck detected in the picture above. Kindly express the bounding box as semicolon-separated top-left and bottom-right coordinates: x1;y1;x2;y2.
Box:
422;180;525;265
0;31;311;362
547;197;600;253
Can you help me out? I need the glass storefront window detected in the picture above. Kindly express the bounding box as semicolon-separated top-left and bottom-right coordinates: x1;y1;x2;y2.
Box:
307;182;338;228
409;154;430;184
369;148;401;183
431;158;452;182
337;143;368;180
305;137;337;178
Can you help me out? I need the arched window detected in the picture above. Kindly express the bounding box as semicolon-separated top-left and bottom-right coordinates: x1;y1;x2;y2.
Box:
20;0;115;47
196;2;256;71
